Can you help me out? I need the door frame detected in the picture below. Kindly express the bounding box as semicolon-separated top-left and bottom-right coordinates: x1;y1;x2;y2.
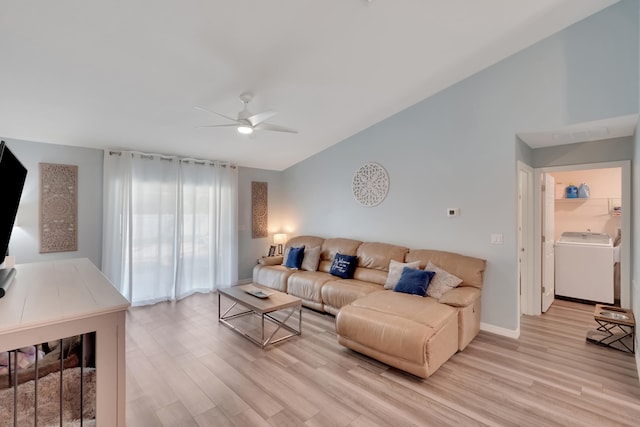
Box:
517;161;535;316
541;172;555;312
528;160;631;315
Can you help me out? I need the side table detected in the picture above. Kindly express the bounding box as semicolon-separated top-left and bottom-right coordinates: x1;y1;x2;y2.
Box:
586;304;635;353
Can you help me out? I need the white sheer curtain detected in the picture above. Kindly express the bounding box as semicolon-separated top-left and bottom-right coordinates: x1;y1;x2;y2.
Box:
102;150;238;306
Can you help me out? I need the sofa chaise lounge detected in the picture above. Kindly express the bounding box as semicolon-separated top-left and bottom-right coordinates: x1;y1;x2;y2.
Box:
252;236;486;378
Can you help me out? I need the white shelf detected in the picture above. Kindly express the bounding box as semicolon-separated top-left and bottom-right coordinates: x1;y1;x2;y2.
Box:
555;197;622;216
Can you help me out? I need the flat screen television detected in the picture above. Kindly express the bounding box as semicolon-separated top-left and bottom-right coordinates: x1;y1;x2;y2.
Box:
0;141;28;297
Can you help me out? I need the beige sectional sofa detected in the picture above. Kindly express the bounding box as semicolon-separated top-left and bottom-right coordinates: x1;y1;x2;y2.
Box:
252;235;486;378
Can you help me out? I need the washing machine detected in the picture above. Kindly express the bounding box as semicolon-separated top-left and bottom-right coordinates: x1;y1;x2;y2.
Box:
555;232;614;303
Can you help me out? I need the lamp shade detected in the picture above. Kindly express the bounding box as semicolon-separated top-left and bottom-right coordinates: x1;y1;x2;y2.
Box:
273;233;287;245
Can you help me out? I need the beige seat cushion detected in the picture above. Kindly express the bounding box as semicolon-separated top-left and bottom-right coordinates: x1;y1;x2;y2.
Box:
336;291;458;378
321;280;383;315
287;270;336;311
253;264;294;292
349;291;456;331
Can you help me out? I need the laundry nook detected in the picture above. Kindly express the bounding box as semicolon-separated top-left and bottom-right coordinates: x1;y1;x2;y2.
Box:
549;167;623;306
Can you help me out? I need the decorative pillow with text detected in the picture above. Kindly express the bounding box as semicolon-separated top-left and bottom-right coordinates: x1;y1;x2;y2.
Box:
329;253;358;279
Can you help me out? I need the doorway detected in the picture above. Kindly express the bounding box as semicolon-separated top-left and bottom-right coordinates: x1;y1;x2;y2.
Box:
521;160;631;316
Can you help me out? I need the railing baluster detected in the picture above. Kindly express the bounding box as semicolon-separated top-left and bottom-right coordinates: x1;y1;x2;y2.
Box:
59;339;63;427
80;334;84;427
12;351;17;427
34;344;39;427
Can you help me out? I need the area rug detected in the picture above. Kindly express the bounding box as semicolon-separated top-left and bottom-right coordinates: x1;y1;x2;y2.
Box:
0;367;95;427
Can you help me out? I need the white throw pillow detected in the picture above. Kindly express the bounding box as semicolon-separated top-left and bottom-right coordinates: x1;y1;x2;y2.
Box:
281;247;290;265
425;261;463;299
301;246;322;271
384;259;421;290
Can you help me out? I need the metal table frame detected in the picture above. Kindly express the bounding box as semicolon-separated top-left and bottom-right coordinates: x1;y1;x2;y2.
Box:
586;304;635;353
217;286;302;348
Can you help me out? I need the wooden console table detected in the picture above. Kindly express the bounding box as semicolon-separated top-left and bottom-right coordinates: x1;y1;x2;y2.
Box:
0;258;130;425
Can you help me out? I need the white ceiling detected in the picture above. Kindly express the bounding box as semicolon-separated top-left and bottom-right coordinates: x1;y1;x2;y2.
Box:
518;114;638;148
0;0;619;170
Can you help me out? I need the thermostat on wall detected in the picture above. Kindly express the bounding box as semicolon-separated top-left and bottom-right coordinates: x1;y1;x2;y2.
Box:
447;208;459;217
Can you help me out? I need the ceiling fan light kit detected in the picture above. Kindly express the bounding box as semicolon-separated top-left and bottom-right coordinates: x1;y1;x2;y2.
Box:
237;125;253;134
197;92;298;135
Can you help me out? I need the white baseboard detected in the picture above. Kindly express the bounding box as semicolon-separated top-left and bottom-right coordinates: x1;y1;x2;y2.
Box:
480;322;520;339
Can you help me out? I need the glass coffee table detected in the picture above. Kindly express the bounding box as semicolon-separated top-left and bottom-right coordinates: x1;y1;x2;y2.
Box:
217;284;302;348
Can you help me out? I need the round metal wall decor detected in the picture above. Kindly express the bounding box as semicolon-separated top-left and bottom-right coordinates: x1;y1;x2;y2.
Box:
352;162;389;207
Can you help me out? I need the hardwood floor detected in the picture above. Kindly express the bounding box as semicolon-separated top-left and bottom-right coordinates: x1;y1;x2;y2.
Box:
125;293;640;426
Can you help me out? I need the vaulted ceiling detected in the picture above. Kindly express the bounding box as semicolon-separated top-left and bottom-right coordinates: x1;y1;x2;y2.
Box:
0;1;619;170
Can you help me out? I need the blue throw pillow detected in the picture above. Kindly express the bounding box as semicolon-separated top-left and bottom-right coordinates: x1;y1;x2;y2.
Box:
284;246;305;269
329;253;358;279
393;267;435;297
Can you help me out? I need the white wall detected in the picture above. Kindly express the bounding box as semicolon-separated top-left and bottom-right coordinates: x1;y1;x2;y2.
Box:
280;1;639;332
237;166;285;280
3;139;283;282
3;138;103;267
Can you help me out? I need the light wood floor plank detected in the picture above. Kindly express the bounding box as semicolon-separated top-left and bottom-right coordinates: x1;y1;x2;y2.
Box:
126;292;640;426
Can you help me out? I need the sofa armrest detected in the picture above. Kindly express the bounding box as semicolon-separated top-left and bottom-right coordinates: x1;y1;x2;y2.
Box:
259;256;284;266
438;286;480;307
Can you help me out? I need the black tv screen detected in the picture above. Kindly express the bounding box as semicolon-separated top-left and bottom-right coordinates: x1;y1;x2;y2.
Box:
0;141;27;266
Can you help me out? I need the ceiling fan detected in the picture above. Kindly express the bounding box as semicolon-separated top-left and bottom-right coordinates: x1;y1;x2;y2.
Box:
196;92;298;135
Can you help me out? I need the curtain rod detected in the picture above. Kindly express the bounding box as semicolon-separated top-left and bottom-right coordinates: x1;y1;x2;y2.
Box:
107;150;236;168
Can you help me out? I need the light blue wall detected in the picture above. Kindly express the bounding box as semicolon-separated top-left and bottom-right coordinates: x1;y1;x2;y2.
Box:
237;166;285;280
281;1;639;332
516;138;533;166
3;138;103;267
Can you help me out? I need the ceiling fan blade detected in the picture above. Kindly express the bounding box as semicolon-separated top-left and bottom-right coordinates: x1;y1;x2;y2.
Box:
194;106;239;124
198;124;238;128
255;122;298;134
247;110;277;127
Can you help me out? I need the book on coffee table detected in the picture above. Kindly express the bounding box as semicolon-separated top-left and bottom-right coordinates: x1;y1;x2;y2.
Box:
240;284;274;299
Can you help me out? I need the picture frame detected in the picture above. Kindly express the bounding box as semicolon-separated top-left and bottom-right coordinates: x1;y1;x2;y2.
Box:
268;245;276;257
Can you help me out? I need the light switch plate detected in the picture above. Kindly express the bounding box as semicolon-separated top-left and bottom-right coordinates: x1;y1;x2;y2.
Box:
490;233;504;244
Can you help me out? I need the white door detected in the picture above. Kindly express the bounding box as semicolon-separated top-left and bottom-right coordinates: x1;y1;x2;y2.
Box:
541;173;555;312
518;166;530;314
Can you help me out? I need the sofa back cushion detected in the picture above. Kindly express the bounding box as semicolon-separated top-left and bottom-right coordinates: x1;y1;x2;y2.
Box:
405;249;486;289
285;236;325;253
357;242;409;270
350;242;410;286
319;238;362;273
